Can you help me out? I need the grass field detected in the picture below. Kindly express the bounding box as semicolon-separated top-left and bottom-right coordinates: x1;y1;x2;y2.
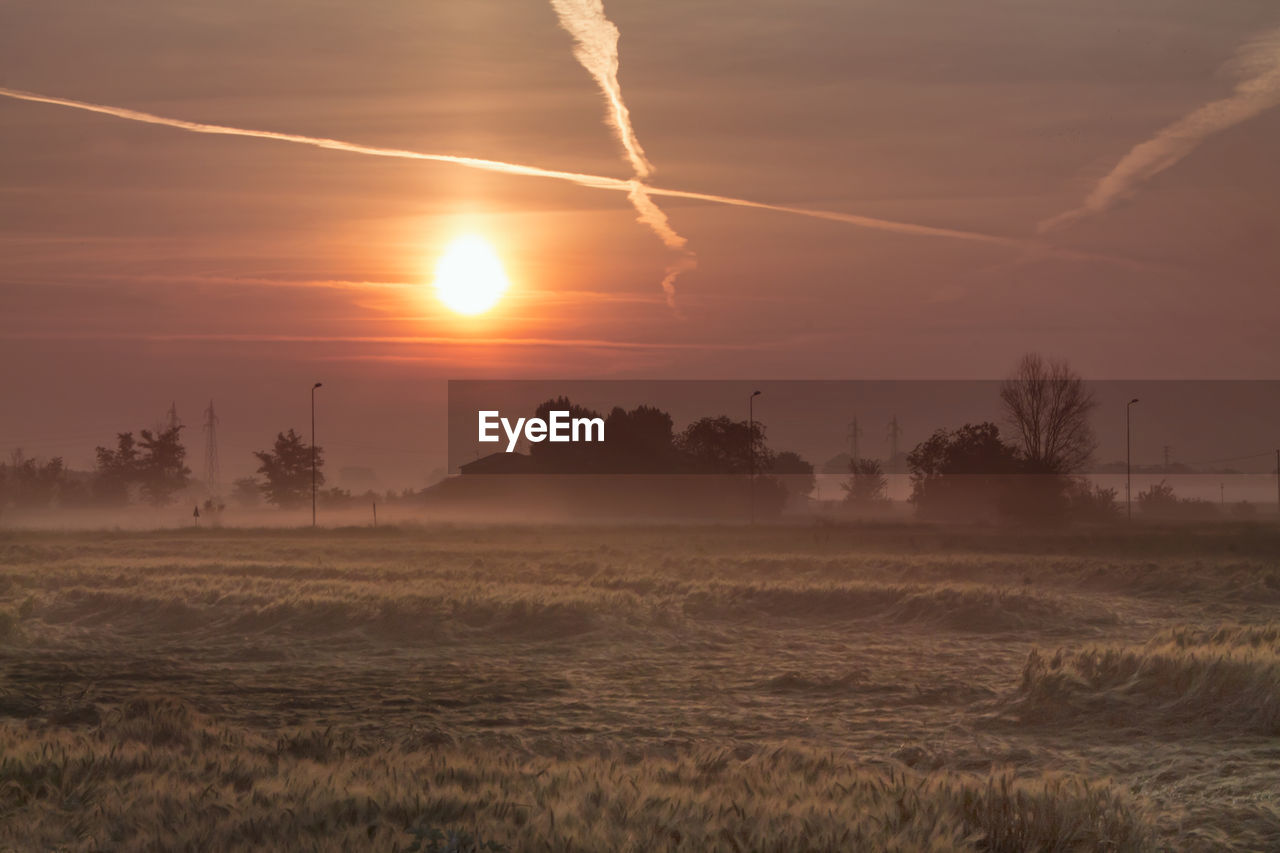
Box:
1;523;1278;851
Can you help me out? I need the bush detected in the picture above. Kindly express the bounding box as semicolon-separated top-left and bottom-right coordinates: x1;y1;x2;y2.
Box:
1137;481;1220;520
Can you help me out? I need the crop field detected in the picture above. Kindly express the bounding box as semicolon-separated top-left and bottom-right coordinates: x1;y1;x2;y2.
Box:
1;524;1278;851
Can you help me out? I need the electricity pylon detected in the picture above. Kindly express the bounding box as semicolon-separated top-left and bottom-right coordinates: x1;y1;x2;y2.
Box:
202;400;220;496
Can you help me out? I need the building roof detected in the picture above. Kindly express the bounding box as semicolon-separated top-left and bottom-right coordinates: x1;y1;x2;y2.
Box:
457;451;536;475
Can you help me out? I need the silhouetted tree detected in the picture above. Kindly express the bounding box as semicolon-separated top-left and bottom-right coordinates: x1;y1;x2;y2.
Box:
93;432;140;505
91;427;190;506
136;426;190;506
907;422;1021;521
1000;353;1097;474
528;397;606;473
677;416;771;474
254;429;323;508
843;457;889;506
0;451;71;509
602;404;680;473
771;451;816;503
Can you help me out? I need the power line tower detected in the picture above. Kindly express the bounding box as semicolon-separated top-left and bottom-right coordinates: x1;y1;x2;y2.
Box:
166;401;182;431
847;416;861;462
202;400;221;496
887;416;903;473
1162;444;1173;473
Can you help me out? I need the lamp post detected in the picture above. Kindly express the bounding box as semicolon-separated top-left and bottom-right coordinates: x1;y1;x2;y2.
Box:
749;390;761;524
311;382;322;528
1127;398;1139;523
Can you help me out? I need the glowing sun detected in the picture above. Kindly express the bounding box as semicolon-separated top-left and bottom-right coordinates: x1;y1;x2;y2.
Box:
432;234;511;316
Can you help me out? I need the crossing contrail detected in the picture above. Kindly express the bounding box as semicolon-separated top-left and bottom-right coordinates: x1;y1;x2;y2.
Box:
549;0;653;180
1041;26;1280;233
1;85;1119;263
549;0;695;307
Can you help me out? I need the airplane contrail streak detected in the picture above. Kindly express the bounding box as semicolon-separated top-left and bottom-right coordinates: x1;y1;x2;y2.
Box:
1041;26;1280;233
0;87;629;189
626;180;695;308
1;86;1120;261
549;0;695;307
549;0;653;180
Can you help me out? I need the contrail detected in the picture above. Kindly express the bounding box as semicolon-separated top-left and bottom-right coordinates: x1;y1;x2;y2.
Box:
1;86;1106;258
0;87;631;190
549;0;653;179
627;180;695;307
1041;26;1280;233
549;0;695;307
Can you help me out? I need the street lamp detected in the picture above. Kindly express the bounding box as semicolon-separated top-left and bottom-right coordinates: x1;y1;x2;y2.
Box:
749;390;762;524
312;382;323;528
1127;398;1139;523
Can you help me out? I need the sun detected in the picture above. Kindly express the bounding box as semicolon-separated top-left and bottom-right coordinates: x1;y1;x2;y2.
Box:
432;234;511;316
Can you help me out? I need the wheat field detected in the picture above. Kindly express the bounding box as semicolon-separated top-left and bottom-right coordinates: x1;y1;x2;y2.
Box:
1;523;1278;851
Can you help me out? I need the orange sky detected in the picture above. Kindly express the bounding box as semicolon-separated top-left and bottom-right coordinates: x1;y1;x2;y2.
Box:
2;0;1279;487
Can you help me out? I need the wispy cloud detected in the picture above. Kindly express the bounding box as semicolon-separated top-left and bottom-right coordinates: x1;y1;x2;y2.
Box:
23;271;669;304
1;329;758;350
1041;27;1280;233
549;0;695;307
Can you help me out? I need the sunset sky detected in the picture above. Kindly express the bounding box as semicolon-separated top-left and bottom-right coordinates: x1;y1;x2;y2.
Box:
3;0;1279;488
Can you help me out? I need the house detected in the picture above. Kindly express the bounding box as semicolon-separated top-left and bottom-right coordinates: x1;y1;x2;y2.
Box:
457;452;537;476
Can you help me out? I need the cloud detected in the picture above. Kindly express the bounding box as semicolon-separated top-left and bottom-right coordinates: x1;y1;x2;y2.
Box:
1041;27;1280;233
2;329;756;350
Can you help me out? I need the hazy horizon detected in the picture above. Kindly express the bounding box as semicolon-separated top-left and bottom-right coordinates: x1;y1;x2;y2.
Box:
4;1;1280;488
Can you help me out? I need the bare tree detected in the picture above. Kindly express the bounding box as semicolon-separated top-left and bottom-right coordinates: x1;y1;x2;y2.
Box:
999;354;1097;474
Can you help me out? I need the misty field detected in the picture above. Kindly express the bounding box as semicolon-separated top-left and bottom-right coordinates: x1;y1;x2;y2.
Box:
1;524;1279;851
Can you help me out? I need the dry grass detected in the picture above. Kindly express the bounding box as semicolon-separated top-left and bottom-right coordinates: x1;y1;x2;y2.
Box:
0;524;1278;850
1014;623;1280;734
0;706;1151;852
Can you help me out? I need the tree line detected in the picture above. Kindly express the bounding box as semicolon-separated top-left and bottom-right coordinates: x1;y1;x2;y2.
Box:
492;354;1112;523
460;353;1117;523
489;397;817;514
0;353;1249;522
842;353;1116;523
0;427;339;514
